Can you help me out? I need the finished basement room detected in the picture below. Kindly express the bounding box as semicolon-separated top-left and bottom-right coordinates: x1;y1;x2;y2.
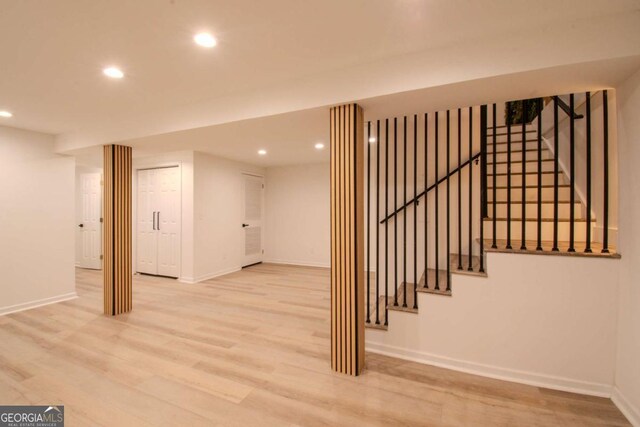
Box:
1;1;640;426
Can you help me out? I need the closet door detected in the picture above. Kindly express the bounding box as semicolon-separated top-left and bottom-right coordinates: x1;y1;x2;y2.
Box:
156;167;181;278
136;169;158;275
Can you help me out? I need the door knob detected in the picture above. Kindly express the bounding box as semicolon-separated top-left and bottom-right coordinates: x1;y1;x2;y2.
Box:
242;223;249;228
78;223;84;228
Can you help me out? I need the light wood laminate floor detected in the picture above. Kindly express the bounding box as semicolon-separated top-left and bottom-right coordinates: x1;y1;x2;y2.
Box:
0;264;629;426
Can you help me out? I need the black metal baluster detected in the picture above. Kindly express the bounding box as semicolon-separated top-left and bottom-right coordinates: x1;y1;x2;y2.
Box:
413;115;418;309
568;94;576;252
457;108;463;269
521;101;527;250
492;103;497;249
585;93;592;253
403;116;407;308
394;118;399;305
367;121;371;324
468;106;473;270
506;104;512;250
435;112;440;290
552;97;559;251
384;119;389;325
446;110;451;291
375;120;381;324
479;105;486;273
424;113;429;289
536;99;543;251
602;90;610;253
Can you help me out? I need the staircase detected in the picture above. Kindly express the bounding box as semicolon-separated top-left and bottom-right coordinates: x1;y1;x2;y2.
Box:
484;123;593;247
365;95;619;330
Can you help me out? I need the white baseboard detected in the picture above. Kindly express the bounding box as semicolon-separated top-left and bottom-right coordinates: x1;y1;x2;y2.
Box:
262;258;330;269
0;292;78;316
179;266;241;284
365;340;612;398
612;386;640;427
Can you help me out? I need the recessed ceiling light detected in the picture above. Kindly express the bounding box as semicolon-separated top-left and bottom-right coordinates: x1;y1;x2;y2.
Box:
103;67;124;79
258;149;267;155
368;137;376;143
194;32;217;48
315;143;324;150
0;111;12;118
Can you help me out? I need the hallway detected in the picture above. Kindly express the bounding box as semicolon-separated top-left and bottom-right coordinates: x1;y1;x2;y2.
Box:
0;265;628;426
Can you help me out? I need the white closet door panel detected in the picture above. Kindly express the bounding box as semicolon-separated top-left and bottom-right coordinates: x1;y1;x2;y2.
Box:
136;169;157;274
156;167;180;277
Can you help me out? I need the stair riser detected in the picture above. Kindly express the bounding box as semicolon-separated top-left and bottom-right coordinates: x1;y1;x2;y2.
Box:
488;141;543;151
488;203;584;219
487;150;552;163
488;186;573;201
488;162;555;174
488;134;538;144
483;220;591;242
490;173;566;187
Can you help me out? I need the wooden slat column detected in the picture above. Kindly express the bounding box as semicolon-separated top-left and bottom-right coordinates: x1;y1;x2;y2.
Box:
103;144;133;316
330;103;365;375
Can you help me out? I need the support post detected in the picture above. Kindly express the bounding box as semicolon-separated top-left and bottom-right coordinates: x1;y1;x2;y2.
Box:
103;144;132;316
330;103;365;375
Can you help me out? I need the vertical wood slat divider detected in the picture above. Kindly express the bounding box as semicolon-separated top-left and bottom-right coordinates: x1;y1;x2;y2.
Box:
330;104;365;376
103;144;132;316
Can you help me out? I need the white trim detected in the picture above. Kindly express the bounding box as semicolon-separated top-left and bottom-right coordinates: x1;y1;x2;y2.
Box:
179;266;241;284
612;387;640;427
0;292;78;316
365;340;613;398
262;259;330;269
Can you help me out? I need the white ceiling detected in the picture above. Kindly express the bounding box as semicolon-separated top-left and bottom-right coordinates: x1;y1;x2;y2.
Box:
67;54;640;168
2;0;640;167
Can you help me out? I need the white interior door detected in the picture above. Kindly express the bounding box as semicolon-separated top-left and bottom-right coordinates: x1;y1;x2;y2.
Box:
156;167;181;277
136;166;181;277
78;173;102;269
242;174;264;267
136;169;157;275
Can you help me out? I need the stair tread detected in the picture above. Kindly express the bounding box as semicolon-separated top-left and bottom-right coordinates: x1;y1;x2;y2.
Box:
488;171;560;176
483;239;620;258
449;253;487;277
488;124;535;129
490;200;577;204
488;140;542;145
491;159;554;165
486;217;593;222
488;184;570;189
418;268;452;295
487;148;549;155
389;282;419;312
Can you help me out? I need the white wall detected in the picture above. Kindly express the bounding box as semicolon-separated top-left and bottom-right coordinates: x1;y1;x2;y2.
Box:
193;152;264;282
367;252;620;397
613;67;640;426
0;126;76;314
265;163;330;267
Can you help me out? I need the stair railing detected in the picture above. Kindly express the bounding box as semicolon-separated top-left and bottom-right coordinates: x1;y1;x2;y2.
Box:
364;91;615;329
